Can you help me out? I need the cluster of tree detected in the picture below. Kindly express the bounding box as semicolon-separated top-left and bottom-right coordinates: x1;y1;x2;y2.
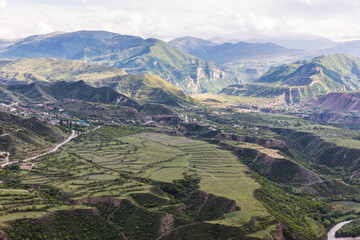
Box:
253;173;329;240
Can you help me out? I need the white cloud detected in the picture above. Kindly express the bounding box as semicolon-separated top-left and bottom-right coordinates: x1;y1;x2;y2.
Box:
0;0;7;9
34;21;54;35
1;0;360;41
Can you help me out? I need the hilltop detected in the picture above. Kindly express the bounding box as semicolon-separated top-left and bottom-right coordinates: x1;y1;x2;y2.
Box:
169;36;306;64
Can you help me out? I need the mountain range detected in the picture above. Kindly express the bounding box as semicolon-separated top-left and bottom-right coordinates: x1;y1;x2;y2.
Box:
0;31;231;94
169;36;315;82
169;36;308;64
319;40;360;57
2;31;360;102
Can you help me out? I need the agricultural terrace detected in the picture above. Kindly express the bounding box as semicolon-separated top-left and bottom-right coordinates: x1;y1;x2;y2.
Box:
135;133;272;226
0;188;91;226
8;126;273;237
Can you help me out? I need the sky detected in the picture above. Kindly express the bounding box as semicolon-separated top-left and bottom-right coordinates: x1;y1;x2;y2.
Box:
0;0;360;42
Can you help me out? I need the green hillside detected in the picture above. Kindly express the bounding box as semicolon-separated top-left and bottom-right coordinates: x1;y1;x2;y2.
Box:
221;54;360;103
0;111;66;162
0;58;193;106
84;38;232;94
0;58;126;85
99;74;194;106
1;81;141;108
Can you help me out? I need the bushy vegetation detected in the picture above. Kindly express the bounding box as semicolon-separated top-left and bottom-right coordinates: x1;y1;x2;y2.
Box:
253;173;329;239
336;219;360;238
6;209;124;240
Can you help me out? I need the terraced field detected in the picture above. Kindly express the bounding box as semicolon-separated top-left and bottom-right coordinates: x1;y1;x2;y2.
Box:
0;189;92;226
20;130;271;224
20;148;154;201
2;126;276;238
135;133;272;226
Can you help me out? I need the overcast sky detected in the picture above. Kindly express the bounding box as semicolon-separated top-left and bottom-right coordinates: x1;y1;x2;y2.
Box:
0;0;360;42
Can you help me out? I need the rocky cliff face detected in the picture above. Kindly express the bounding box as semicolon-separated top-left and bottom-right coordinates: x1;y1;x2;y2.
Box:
307;92;360;112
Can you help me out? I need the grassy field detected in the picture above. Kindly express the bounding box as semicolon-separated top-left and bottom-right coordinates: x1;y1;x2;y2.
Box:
331;201;360;214
192;93;277;106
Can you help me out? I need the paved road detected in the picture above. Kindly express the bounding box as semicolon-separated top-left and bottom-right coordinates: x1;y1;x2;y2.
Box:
1;130;77;168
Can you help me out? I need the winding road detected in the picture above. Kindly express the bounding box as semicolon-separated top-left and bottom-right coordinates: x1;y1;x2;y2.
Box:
1;130;78;168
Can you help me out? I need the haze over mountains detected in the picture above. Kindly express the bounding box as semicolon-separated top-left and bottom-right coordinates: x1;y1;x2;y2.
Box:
168;36;308;64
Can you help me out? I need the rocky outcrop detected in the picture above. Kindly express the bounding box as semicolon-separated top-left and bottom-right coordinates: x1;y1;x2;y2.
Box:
270;223;287;240
159;212;175;234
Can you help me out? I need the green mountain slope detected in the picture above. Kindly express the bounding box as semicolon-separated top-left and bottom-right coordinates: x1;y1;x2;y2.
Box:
0;58;126;85
0;31;231;93
0;111;66;161
81;38;231;94
0;58;193;106
221;54;360;103
1;80;141;108
98;74;194;106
